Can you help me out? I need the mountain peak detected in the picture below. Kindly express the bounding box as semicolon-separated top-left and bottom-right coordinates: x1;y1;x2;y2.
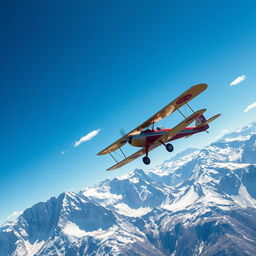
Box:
221;121;256;142
1;121;256;255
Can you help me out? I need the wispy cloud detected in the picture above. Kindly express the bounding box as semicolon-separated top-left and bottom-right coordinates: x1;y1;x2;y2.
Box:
244;102;256;113
74;129;101;147
230;75;246;86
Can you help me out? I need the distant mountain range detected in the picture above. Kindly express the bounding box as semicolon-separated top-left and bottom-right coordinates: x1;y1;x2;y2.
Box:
1;122;256;256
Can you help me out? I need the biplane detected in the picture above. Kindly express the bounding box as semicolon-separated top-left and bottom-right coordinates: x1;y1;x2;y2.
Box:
97;83;221;171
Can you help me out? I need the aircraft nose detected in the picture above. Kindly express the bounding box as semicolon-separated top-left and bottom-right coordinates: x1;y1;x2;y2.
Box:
128;136;133;144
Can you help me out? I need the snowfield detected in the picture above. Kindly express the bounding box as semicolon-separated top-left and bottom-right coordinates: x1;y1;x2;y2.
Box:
1;121;256;255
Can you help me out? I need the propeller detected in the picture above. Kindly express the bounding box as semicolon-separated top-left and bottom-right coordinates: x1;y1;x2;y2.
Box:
120;128;128;144
120;128;126;137
120;128;133;144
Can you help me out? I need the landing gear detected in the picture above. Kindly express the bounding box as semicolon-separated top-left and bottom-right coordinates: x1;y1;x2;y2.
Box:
143;156;151;165
166;143;174;152
143;140;151;165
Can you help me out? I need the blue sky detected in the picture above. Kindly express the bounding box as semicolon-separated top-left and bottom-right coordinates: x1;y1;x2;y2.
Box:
1;0;256;224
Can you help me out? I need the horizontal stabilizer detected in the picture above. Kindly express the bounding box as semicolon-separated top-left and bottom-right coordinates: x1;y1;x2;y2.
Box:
196;114;221;129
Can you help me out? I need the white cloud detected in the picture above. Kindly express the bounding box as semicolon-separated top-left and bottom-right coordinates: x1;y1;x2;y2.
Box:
74;129;101;147
244;102;256;113
230;75;246;86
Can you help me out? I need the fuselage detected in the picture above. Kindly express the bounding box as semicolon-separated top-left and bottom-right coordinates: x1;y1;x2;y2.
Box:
129;125;209;147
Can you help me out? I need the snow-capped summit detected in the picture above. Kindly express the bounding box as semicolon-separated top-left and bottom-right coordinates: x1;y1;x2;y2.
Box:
1;122;256;255
83;168;174;217
147;125;256;187
222;121;256;142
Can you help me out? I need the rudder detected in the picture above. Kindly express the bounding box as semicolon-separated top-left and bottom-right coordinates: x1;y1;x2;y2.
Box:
195;114;207;127
196;114;221;129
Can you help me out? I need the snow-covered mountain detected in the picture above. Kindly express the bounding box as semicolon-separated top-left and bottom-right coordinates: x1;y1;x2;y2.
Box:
1;122;256;256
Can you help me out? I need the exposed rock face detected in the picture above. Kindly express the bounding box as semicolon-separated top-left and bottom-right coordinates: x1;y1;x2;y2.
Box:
1;122;256;255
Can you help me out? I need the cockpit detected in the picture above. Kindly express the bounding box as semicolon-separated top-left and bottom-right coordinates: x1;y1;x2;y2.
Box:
155;126;165;131
140;126;165;134
141;128;153;134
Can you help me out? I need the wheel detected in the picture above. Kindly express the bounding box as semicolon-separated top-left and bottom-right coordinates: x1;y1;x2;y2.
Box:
166;143;174;152
143;156;151;165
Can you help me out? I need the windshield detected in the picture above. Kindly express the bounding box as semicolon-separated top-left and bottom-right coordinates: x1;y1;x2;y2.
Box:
156;126;164;130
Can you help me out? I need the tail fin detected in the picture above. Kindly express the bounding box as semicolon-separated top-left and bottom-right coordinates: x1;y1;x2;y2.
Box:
196;114;221;129
195;114;207;127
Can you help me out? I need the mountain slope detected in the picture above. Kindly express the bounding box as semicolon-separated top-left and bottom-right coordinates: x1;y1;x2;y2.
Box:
1;122;256;255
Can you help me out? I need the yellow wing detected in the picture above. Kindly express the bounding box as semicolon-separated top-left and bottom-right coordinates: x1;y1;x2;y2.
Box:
98;83;207;155
97;135;131;156
107;109;206;171
107;149;145;171
107;144;159;171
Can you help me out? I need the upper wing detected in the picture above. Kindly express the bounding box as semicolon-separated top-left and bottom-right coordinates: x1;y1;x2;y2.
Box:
98;83;207;155
107;109;206;171
129;83;207;133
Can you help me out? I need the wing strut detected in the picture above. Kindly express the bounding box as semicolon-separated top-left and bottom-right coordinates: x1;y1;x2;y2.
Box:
178;103;196;119
107;150;118;163
108;146;127;164
178;109;187;119
118;146;126;158
177;103;197;121
186;103;195;113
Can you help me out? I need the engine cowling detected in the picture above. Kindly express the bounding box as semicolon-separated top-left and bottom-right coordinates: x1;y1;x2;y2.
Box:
128;136;133;144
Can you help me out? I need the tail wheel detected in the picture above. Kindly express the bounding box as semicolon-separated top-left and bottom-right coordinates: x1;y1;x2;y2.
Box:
143;156;151;165
166;143;174;152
